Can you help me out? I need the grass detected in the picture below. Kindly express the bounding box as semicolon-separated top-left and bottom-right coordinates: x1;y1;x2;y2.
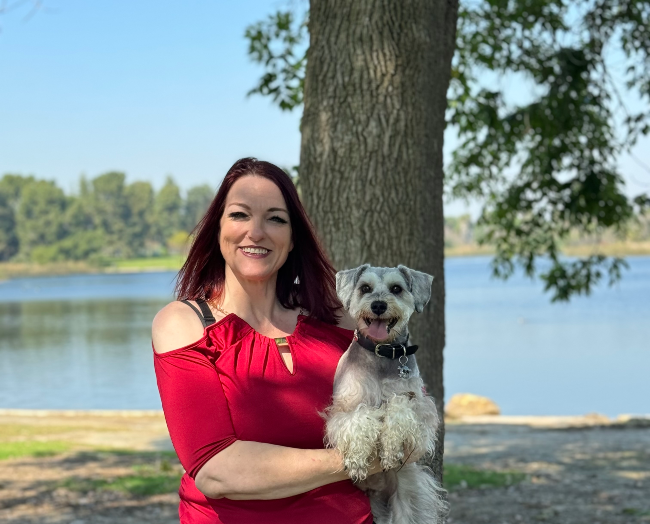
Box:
622;508;650;517
0;256;184;280
61;462;182;497
0;440;72;460
444;464;526;491
108;256;185;271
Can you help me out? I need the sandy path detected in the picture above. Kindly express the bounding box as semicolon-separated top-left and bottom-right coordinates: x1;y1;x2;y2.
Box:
0;411;648;523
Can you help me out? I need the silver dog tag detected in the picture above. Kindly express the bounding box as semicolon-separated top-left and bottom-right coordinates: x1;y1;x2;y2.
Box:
398;355;411;379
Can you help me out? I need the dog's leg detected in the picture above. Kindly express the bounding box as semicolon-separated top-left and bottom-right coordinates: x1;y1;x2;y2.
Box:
325;402;383;481
324;345;383;482
378;392;420;471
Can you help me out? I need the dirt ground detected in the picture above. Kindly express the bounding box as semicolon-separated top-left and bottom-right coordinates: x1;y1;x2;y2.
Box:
445;416;650;524
0;410;648;524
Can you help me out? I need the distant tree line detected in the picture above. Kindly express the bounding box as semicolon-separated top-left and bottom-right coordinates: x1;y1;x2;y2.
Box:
0;172;215;263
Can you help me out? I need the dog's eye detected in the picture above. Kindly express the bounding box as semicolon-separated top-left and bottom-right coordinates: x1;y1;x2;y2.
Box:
390;285;403;294
359;284;372;294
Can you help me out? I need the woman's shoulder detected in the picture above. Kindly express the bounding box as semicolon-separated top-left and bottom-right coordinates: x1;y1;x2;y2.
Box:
152;300;227;354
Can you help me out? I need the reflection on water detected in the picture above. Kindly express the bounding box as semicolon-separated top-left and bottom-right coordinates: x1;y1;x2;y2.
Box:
1;300;163;350
0;299;168;410
0;273;174;409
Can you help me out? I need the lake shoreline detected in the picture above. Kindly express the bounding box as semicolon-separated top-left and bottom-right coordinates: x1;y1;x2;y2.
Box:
2;243;650;281
1;409;648;428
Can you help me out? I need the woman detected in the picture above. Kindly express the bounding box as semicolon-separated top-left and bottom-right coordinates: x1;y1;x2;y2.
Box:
152;158;417;524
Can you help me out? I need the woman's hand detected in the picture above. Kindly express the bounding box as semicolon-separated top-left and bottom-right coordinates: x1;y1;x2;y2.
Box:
365;444;426;476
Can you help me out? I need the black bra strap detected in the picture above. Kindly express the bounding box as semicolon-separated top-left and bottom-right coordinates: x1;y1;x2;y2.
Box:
195;298;216;326
180;300;207;328
180;299;216;327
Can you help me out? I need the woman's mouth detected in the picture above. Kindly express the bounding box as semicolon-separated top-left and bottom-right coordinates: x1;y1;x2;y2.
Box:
240;246;271;258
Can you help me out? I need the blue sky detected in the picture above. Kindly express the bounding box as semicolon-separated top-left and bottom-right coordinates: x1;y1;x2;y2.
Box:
1;0;649;217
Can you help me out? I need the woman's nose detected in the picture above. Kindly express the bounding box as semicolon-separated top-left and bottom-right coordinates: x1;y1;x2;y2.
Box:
247;219;265;242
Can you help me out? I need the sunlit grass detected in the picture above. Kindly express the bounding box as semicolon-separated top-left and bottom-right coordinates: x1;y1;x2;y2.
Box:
109;256;185;271
444;464;526;490
61;461;182;496
0;440;71;460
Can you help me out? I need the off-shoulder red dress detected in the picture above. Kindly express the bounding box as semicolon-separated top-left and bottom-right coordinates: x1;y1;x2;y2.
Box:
153;312;373;524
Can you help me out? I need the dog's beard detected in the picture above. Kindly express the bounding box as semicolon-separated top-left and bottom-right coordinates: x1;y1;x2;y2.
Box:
358;315;401;342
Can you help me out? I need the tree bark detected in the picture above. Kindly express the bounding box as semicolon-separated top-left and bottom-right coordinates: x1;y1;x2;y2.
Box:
300;0;458;482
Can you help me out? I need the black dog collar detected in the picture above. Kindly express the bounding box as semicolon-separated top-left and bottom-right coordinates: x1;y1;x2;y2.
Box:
353;330;419;359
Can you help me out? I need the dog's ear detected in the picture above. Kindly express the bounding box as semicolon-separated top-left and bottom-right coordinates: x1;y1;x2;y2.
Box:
398;265;434;313
336;264;370;310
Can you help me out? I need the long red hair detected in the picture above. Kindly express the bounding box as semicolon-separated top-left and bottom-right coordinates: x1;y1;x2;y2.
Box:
175;157;342;324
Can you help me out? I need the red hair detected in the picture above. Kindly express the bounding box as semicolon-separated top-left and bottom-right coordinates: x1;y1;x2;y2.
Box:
175;157;342;325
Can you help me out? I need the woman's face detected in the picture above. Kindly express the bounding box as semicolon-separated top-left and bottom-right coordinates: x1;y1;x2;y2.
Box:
219;175;293;283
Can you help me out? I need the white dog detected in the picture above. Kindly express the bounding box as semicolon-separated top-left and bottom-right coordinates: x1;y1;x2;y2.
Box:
324;264;447;524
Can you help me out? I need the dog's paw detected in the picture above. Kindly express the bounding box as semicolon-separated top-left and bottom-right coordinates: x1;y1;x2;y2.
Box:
379;439;408;470
344;457;371;483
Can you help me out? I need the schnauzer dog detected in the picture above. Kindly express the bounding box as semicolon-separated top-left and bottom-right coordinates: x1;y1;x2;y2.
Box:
324;264;447;524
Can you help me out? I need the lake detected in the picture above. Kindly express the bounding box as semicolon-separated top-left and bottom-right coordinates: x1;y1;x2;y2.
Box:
0;258;648;416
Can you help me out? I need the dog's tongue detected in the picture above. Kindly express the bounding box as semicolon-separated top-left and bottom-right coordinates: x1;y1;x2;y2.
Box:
365;320;389;341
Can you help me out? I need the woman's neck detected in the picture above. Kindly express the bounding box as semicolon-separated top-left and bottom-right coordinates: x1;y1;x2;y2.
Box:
220;266;285;324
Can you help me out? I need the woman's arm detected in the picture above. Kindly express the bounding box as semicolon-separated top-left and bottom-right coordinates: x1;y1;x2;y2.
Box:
195;441;383;500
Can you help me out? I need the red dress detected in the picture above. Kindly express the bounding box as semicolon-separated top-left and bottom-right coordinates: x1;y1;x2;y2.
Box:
153;313;373;524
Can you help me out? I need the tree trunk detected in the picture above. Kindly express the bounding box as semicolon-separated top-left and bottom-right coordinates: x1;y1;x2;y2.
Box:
300;0;458;482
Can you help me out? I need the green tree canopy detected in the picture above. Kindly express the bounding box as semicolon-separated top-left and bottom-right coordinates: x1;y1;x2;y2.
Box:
182;184;215;232
125;181;155;256
0;170;218;262
154;176;183;243
16;180;68;254
0;192;18;261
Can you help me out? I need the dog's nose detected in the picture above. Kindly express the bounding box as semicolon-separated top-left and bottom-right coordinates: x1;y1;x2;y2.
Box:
371;301;387;315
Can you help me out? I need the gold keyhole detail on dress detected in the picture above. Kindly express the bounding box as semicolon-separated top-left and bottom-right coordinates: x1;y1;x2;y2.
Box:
275;339;294;374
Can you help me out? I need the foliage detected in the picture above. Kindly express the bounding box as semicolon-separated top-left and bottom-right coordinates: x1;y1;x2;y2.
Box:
0;192;19;260
444;464;526;490
31;231;105;264
166;230;191;255
124;181;155;255
245;10;308;111
0;173;215;264
154;176;183;243
244;0;650;301
15;180;68;254
182;184;214;232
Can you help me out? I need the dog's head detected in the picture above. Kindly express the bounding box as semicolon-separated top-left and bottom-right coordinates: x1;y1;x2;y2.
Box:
336;264;434;343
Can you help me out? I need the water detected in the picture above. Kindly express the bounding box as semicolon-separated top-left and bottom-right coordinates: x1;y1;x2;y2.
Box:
0;260;647;416
444;256;650;417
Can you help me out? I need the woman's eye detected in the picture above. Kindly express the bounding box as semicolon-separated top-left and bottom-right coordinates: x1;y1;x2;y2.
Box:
228;212;248;220
391;285;403;294
270;215;288;224
359;284;372;294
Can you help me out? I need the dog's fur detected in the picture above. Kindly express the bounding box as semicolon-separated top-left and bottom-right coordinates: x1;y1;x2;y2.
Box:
324;264;447;524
